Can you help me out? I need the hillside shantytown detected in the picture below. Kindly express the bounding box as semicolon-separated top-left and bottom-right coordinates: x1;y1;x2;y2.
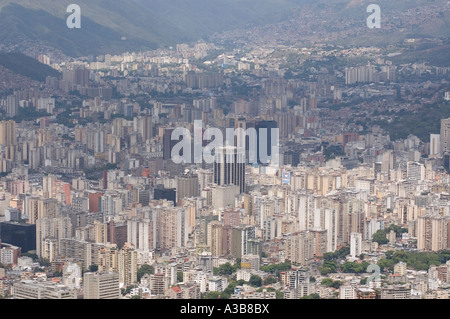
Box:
0;0;449;301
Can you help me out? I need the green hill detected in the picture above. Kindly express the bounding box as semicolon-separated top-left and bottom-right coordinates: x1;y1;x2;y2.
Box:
134;0;316;37
0;52;61;82
0;0;448;57
0;1;194;57
0;0;322;57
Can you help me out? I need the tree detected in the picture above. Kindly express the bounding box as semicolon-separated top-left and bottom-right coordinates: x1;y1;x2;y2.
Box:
260;261;291;275
177;272;183;283
137;264;154;282
204;291;221;299
249;275;262;287
331;280;343;289
385;251;394;259
321;260;337;275
341;261;370;274
217;263;236;276
263;276;277;285
301;293;320;299
321;278;333;287
275;290;284;299
372;230;389;245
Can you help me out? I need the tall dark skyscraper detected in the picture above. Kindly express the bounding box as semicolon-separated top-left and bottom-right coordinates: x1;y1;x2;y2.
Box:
163;128;175;160
214;146;246;194
255;120;278;165
0;222;36;253
75;68;90;87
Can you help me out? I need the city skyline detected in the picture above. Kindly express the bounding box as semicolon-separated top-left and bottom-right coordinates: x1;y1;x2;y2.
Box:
0;0;449;304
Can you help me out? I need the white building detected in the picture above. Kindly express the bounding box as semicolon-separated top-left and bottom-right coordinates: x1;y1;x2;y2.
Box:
208;276;228;292
350;232;362;259
430;134;441;157
63;263;82;289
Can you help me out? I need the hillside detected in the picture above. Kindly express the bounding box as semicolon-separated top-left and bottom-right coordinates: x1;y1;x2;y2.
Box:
0;52;61;82
0;0;448;57
0;1;194;56
133;0;317;37
0;0;324;57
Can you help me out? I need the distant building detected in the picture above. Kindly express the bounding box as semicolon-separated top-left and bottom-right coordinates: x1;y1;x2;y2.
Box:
350;232;362;259
440;118;450;155
0;222;36;253
394;262;407;276
430;134;441;157
213;146;246;194
381;285;411;299
13;280;77;299
445;92;450;101
176;173;199;205
83;272;120;299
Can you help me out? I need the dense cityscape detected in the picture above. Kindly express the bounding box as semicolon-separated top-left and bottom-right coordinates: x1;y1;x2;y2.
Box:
0;0;449;301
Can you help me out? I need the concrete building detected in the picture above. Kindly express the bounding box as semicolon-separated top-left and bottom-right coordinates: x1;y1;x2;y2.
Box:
13;280;77;299
83;272;120;299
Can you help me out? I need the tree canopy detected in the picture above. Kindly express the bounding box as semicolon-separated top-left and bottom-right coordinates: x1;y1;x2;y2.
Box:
137;264;154;282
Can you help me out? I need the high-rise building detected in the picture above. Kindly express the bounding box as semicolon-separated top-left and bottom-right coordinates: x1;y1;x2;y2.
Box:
83;272;120;299
118;243;138;286
430;134;441;157
127;218;156;251
93;221;108;244
231;226;256;258
6;95;18;117
407;162;425;181
255;120;278;164
176;173;200;205
36;217;72;261
214;146;246;194
440;118;450;155
350;232;362;259
158;207;189;251
0;222;36;253
0;120;16;148
285;231;314;266
207;221;223;257
417;215;450;251
74;68;90;87
108;221;127;249
163;128;176;160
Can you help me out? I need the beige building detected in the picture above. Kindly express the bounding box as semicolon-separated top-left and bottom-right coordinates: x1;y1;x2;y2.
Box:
207;221;223;257
83;272;120;299
13;280;77;299
394;262;407;276
118;243;138;286
285;231;314;266
417;215;450;251
93;221;108;244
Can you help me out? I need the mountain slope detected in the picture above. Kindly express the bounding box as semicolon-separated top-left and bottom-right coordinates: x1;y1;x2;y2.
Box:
0;52;61;81
0;0;195;56
133;0;316;37
0;0;322;57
